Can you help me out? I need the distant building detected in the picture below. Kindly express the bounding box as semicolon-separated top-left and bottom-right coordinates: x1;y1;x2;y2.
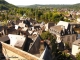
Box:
28;25;42;35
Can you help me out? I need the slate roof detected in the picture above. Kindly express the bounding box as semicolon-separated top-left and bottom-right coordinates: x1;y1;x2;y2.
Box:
28;35;40;51
40;46;52;60
0;26;4;32
0;35;9;42
50;25;63;32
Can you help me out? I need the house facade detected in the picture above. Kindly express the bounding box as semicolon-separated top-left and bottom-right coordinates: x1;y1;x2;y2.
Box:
49;21;77;49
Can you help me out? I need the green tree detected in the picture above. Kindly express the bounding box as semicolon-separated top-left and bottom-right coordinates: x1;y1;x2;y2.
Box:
40;31;50;40
76;52;80;60
40;31;57;53
52;13;64;23
55;51;72;60
1;14;5;20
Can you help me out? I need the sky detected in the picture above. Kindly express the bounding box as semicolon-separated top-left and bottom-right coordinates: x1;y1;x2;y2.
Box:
5;0;80;5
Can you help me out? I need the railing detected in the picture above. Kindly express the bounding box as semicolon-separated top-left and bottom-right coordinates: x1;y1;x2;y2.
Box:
1;42;42;60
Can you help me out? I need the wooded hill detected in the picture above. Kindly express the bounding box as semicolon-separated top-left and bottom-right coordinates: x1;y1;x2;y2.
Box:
21;3;80;10
0;0;17;10
0;0;80;10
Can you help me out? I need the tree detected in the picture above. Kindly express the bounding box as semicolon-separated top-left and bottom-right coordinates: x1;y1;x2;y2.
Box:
54;50;72;60
40;31;57;53
76;52;80;60
1;14;5;20
52;13;64;23
40;31;51;40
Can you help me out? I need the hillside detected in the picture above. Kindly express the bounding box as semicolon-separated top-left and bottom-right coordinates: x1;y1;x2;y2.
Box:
20;3;80;10
0;0;17;10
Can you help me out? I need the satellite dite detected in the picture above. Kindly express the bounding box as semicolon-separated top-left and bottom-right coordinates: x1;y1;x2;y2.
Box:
8;34;26;50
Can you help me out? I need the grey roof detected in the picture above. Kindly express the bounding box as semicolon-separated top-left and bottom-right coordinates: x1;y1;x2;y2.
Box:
40;47;52;60
50;25;63;32
73;39;80;46
0;26;4;32
0;35;9;42
28;35;41;51
48;22;54;28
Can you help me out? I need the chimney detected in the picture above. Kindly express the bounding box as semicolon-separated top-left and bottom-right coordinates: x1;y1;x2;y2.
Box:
61;26;65;34
70;25;73;34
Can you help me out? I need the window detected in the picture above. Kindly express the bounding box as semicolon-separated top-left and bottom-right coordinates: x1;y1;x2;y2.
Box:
67;36;70;42
72;31;74;34
72;36;75;42
62;33;64;35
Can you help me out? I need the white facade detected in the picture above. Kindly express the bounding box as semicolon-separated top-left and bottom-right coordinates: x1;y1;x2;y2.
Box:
77;18;80;23
15;25;19;30
45;23;48;31
72;39;80;56
72;45;80;56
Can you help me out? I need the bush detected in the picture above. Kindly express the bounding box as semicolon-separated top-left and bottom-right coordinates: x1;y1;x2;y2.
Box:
76;52;80;60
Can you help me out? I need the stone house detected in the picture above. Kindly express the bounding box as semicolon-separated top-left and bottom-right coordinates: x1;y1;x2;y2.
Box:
28;25;42;35
49;21;77;49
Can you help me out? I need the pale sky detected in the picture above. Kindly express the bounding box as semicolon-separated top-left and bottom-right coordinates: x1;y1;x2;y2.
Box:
5;0;80;5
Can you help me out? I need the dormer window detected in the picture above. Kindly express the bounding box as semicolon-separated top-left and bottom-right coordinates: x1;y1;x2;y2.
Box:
62;32;64;35
73;31;74;34
68;32;69;34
